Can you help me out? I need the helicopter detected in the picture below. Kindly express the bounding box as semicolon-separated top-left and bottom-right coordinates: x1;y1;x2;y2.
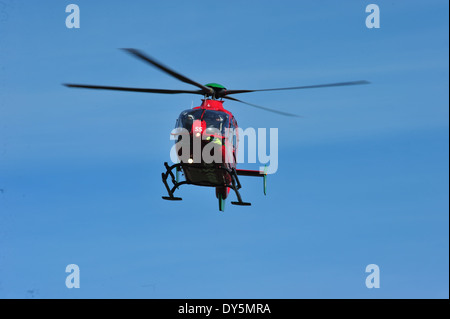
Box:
64;48;369;211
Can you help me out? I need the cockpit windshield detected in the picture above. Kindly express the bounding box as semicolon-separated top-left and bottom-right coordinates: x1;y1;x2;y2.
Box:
176;109;204;132
176;109;229;135
202;110;229;135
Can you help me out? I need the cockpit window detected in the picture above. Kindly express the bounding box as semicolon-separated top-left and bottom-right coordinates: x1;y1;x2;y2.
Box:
176;109;204;132
176;109;229;135
202;110;229;135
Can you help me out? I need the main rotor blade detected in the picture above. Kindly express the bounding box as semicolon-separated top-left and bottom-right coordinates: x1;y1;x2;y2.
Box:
224;96;301;117
121;48;213;94
222;80;370;96
63;83;204;95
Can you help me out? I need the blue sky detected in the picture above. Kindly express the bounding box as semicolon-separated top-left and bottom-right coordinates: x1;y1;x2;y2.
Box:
0;0;448;298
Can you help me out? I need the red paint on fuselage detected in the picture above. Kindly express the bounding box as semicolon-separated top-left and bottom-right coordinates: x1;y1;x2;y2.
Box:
193;99;234;118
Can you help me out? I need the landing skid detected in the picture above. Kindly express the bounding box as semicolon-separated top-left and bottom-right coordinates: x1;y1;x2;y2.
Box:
231;201;251;206
161;162;186;201
161;162;252;209
162;196;182;201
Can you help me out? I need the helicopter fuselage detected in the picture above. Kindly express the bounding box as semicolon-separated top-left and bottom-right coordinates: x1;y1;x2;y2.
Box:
172;99;239;199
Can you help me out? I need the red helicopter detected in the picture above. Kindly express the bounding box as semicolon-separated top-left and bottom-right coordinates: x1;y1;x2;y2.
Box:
64;48;369;211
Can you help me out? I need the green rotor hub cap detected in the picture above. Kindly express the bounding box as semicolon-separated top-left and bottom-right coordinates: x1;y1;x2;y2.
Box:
205;83;226;90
